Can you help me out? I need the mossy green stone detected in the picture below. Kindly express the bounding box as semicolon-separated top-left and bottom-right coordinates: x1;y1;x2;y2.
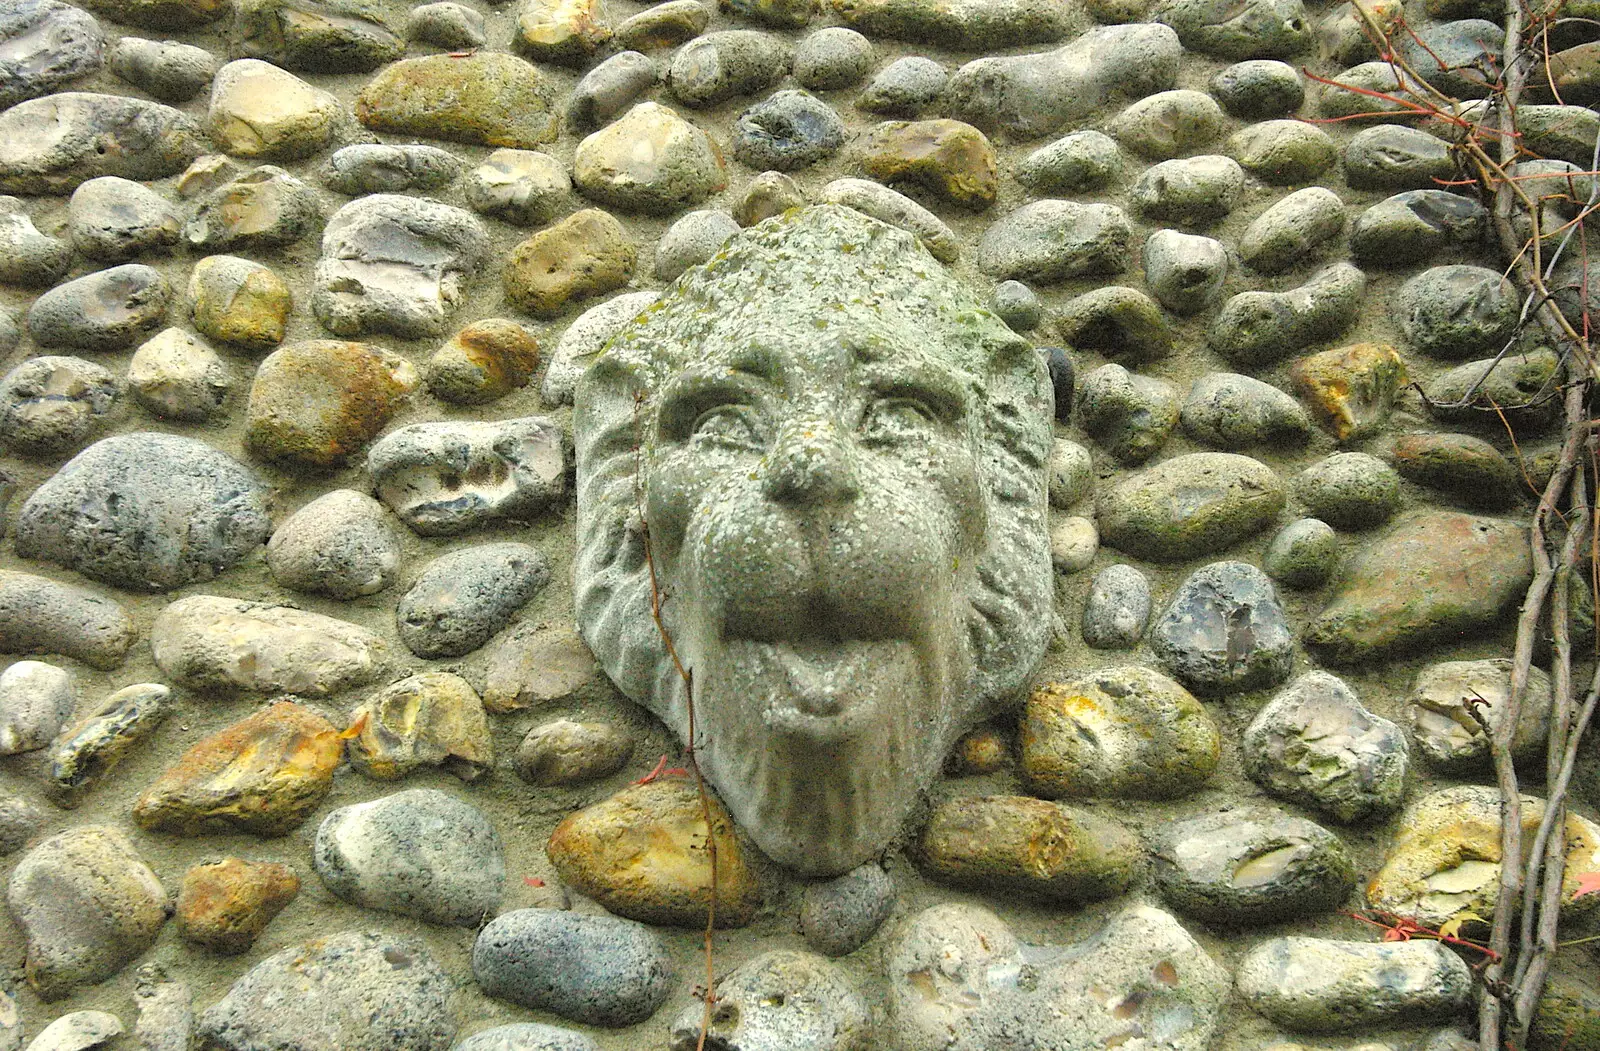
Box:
355;53;558;149
1097;452;1285;561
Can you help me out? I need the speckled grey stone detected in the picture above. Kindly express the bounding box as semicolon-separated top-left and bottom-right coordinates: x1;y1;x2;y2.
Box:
27;265;169;352
133;965;191;1051
992;280;1040;331
1351;189;1487;267
655;210;738;282
0;356;118;457
1152;0;1311;58
793;27;871;89
1077;363;1179;465
1400;18;1500;98
185;166;319;250
1240;187;1344;273
14;433;270;591
463;149;570;226
197;931;455;1051
1422;348;1562;432
1048;438;1092;508
1294;452;1401;530
667;30;789;108
0;0;103;109
314;789;504;926
1016;130;1122;193
107;37;215;102
1055;286;1172;363
0;198;70;286
473;909;674;1027
320;145;460;195
733;90;844;170
1098;452;1285;562
0;92;203;194
855;55;945;115
799;863;894;957
266;489;402;599
0;660;73;756
1244;671;1409;822
1263;517;1337;588
1082;564;1151;649
667;951;870;1051
367;417;569;536
1153;808;1354;924
397;542;551;658
1235;938;1471;1032
1210;59;1303;118
1151;560;1294;695
567;51;657;131
943;23;1181;137
1209;262;1365;366
1344;124;1457;191
1109;89;1224;160
1398;264;1519;359
0;570;133;670
1129;154;1244;225
126;327;229;422
1180;372;1310;449
1141;228;1227;314
406;2;485;49
68;176;180;261
977;199;1130;282
543;292;660;404
0;792;44;854
453;1025;596;1051
26;1010;122;1051
1228;119;1334;185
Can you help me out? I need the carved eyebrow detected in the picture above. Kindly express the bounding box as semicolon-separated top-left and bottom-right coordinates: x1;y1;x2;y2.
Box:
655;367;776;440
859;362;970;421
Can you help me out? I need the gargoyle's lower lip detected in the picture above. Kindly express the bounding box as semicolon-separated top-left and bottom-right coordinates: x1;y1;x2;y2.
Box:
718;637;914;737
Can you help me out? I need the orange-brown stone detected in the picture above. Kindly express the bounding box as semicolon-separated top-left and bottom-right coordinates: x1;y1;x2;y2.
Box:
176;857;299;954
245;340;418;468
1290;342;1407;443
132;701;344;836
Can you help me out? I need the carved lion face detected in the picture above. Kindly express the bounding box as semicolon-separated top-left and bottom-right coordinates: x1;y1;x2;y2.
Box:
574;207;1052;875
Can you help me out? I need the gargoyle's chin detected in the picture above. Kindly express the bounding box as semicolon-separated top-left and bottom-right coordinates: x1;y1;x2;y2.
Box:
693;634;953;876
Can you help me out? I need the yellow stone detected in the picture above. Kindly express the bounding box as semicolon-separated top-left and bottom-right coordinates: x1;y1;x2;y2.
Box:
346;672;494;782
548;778;762;927
208;60;340;160
189;255;291;351
516;0;610;63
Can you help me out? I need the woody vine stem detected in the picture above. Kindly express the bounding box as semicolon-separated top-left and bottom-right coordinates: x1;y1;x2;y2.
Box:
1331;0;1600;1046
632;391;720;1051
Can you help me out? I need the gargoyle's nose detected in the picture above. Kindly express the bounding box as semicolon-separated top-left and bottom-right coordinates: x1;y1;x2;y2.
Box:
761;418;861;507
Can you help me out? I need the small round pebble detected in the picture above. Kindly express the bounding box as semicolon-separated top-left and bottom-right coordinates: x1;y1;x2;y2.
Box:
734;169;805;226
800;863;895;957
397;543;552;658
655;210;740;281
1142;229;1228;315
1210;60;1304;118
1050;516;1098;574
0;791;44;854
0;660;74;756
516;720;633;786
1397;264;1519;359
1047;438;1093;508
793;27;872;90
407;2;487;49
1082;564;1152;649
108;38;218;103
1017;130;1122;193
28;265;170;352
425;319;540;404
128;328;230;422
1294;452;1402;530
68;177;181;261
856;56;946;116
732;90;845;171
1263;518;1338;588
568;51;658;131
0;356;118;457
991;280;1040;331
266;489;403;599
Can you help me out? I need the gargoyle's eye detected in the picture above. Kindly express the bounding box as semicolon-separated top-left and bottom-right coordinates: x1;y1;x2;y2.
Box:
691;405;765;452
860;397;939;446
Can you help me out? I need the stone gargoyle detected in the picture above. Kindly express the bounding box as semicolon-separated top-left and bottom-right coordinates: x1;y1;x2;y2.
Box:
573;205;1053;876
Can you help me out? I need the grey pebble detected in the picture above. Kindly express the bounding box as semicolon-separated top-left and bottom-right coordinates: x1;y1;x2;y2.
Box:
668;31;790;108
1243;671;1409;822
28;264;170;352
1017;130;1122;194
977;200;1130;283
1210;59;1303;118
0;356;119;457
1209;262;1365;366
24;1011;122;1051
133;965;193;1051
0;792;45;854
1422;348;1561;432
1129;154;1244;225
515;719;632;786
793;27;871;90
0;660;74;755
126;328;230;422
107;37;216;103
733;90;844;171
69;175;181;261
185;165;319;251
406;2;485;49
667;951;870;1051
1152;0;1311;59
397;542;551;658
267;489;403;599
14;432;271;591
1047;438;1092;509
198;931;456;1051
0;198;70;286
855;56;946;115
369;418;568;535
320;145;461;196
1081;564;1151;649
1235;938;1470;1032
1294;452;1401;530
818;178;957;262
1351;189;1486;268
463;150;571;226
1400;18;1500;99
474;909;675;1027
1397;264;1519;359
1239;186;1344;274
0;92;202;195
1344;124;1456;191
991;280;1040;331
1180;372;1310;450
1152;808;1353;924
1076;362;1179;465
800;863;894;957
1262;517;1338;588
454;1024;597;1051
655;210;738;282
0;0;103;110
1056;286;1171;363
1141;228;1227;314
1108;88;1224;160
568;51;657;131
315;788;505;926
734;169;804;226
1150;560;1294;695
0;570;134;670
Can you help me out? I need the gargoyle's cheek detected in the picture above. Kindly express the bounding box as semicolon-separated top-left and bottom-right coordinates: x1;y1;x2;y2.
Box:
641;449;754;566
